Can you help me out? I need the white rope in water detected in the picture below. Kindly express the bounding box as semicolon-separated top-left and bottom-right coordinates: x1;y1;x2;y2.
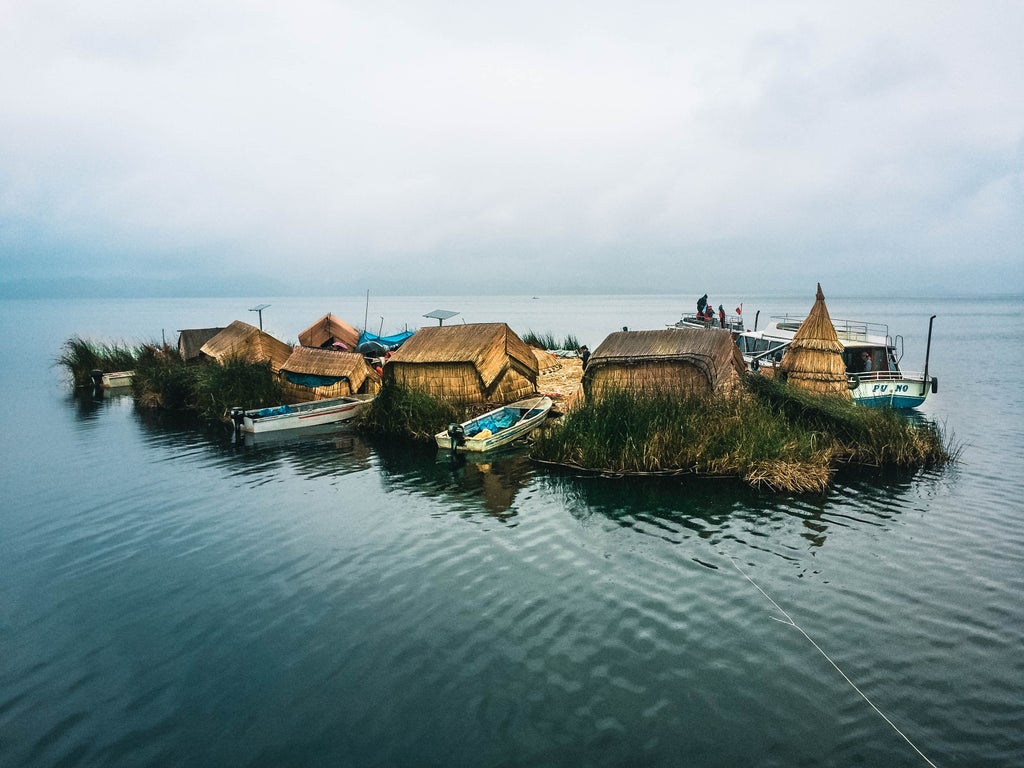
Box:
728;556;939;768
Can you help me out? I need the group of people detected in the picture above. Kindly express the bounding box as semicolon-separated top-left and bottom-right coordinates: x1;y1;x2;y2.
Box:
696;294;728;329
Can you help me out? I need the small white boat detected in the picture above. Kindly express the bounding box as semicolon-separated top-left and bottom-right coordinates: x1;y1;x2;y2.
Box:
737;315;938;409
435;396;553;452
230;394;374;434
92;370;134;388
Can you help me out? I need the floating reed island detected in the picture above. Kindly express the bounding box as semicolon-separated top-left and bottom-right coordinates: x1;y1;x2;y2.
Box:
58;289;955;494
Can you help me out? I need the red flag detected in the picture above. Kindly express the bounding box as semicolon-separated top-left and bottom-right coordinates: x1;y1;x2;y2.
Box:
735;303;743;315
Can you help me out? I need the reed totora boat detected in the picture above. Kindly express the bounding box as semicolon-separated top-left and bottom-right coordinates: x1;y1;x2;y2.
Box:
230;394;374;434
737;315;938;409
435;396;553;452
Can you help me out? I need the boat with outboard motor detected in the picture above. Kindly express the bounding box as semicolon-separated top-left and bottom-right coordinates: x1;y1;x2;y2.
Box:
230;393;374;434
737;315;937;409
436;396;553;453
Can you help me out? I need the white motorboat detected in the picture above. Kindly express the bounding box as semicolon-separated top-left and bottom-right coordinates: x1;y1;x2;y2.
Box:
737;315;938;409
435;396;553;452
230;394;374;434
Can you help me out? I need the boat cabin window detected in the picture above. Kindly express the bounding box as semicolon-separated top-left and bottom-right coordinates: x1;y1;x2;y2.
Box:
843;347;888;373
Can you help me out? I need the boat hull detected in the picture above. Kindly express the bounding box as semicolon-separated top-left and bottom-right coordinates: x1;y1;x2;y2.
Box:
850;375;932;409
241;395;372;433
102;370;134;388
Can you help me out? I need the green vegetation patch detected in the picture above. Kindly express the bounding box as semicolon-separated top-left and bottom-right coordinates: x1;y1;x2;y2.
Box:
532;379;954;493
521;329;581;351
56;336;142;387
361;382;465;440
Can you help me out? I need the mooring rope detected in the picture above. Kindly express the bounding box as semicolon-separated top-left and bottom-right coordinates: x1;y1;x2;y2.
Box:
728;556;939;767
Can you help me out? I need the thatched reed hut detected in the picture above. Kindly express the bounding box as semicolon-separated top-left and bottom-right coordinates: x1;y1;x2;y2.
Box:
582;327;745;401
298;313;360;351
778;284;852;398
199;320;292;372
384;323;538;404
279;346;381;402
177;327;225;363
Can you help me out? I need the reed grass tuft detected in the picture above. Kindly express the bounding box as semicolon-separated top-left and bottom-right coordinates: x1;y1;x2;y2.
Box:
532;378;954;492
521;330;582;351
361;382;464;440
57;336;142;387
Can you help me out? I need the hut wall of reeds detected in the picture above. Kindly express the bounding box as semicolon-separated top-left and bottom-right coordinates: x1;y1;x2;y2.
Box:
298;313;360;351
583;328;745;401
278;346;381;402
384;323;538;404
199;320;292;372
177;328;226;363
778;284;852;399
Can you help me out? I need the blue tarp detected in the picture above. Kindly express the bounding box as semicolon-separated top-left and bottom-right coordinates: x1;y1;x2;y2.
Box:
468;408;519;436
357;329;415;350
256;404;293;417
283;372;346;388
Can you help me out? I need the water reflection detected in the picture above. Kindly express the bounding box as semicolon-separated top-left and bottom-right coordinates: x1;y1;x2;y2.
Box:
376;441;537;521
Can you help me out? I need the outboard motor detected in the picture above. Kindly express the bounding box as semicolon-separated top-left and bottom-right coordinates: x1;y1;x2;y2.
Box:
447;423;466;451
229;407;246;432
90;369;104;389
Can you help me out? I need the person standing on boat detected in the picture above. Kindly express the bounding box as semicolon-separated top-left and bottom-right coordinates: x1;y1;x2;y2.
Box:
718;304;726;329
861;351;873;372
697;294;708;317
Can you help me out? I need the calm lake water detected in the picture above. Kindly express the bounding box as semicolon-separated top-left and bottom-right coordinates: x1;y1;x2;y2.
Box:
2;293;1022;767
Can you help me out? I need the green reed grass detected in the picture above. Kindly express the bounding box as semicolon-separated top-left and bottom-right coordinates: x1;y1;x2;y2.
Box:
532;379;953;492
521;330;582;351
192;356;284;422
57;336;143;387
132;345;195;410
361;382;465;440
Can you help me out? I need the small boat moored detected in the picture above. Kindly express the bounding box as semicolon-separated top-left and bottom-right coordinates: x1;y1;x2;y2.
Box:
230;394;374;434
436;396;553;453
90;369;135;389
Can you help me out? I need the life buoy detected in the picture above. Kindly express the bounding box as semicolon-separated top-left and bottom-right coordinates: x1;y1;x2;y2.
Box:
848;374;860;390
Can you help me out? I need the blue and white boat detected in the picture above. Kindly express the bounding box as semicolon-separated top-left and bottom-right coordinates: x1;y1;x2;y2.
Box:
435;396;553;452
737;315;938;409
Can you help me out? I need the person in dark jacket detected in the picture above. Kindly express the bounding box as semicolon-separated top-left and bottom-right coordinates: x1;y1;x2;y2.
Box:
579;345;590;370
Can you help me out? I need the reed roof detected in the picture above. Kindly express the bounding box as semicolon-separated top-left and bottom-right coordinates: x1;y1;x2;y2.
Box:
589;327;745;386
199;320;292;372
779;284;852;397
177;327;225;362
297;313;360;350
282;346;375;384
389;322;537;375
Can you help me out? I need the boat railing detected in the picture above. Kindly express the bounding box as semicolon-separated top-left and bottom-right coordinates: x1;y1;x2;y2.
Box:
849;369;928;383
771;314;889;342
672;312;746;332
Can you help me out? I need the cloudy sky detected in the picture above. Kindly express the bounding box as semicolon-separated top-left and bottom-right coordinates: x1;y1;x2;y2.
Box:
1;0;1021;298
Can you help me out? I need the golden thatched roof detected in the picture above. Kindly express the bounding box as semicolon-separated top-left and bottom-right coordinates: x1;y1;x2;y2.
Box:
389;322;538;379
588;327;745;390
199;320;293;372
281;346;377;387
298;313;360;351
779;284;852;398
177;327;225;362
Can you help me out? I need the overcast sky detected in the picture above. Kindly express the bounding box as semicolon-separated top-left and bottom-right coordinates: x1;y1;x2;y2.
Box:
1;0;1021;298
